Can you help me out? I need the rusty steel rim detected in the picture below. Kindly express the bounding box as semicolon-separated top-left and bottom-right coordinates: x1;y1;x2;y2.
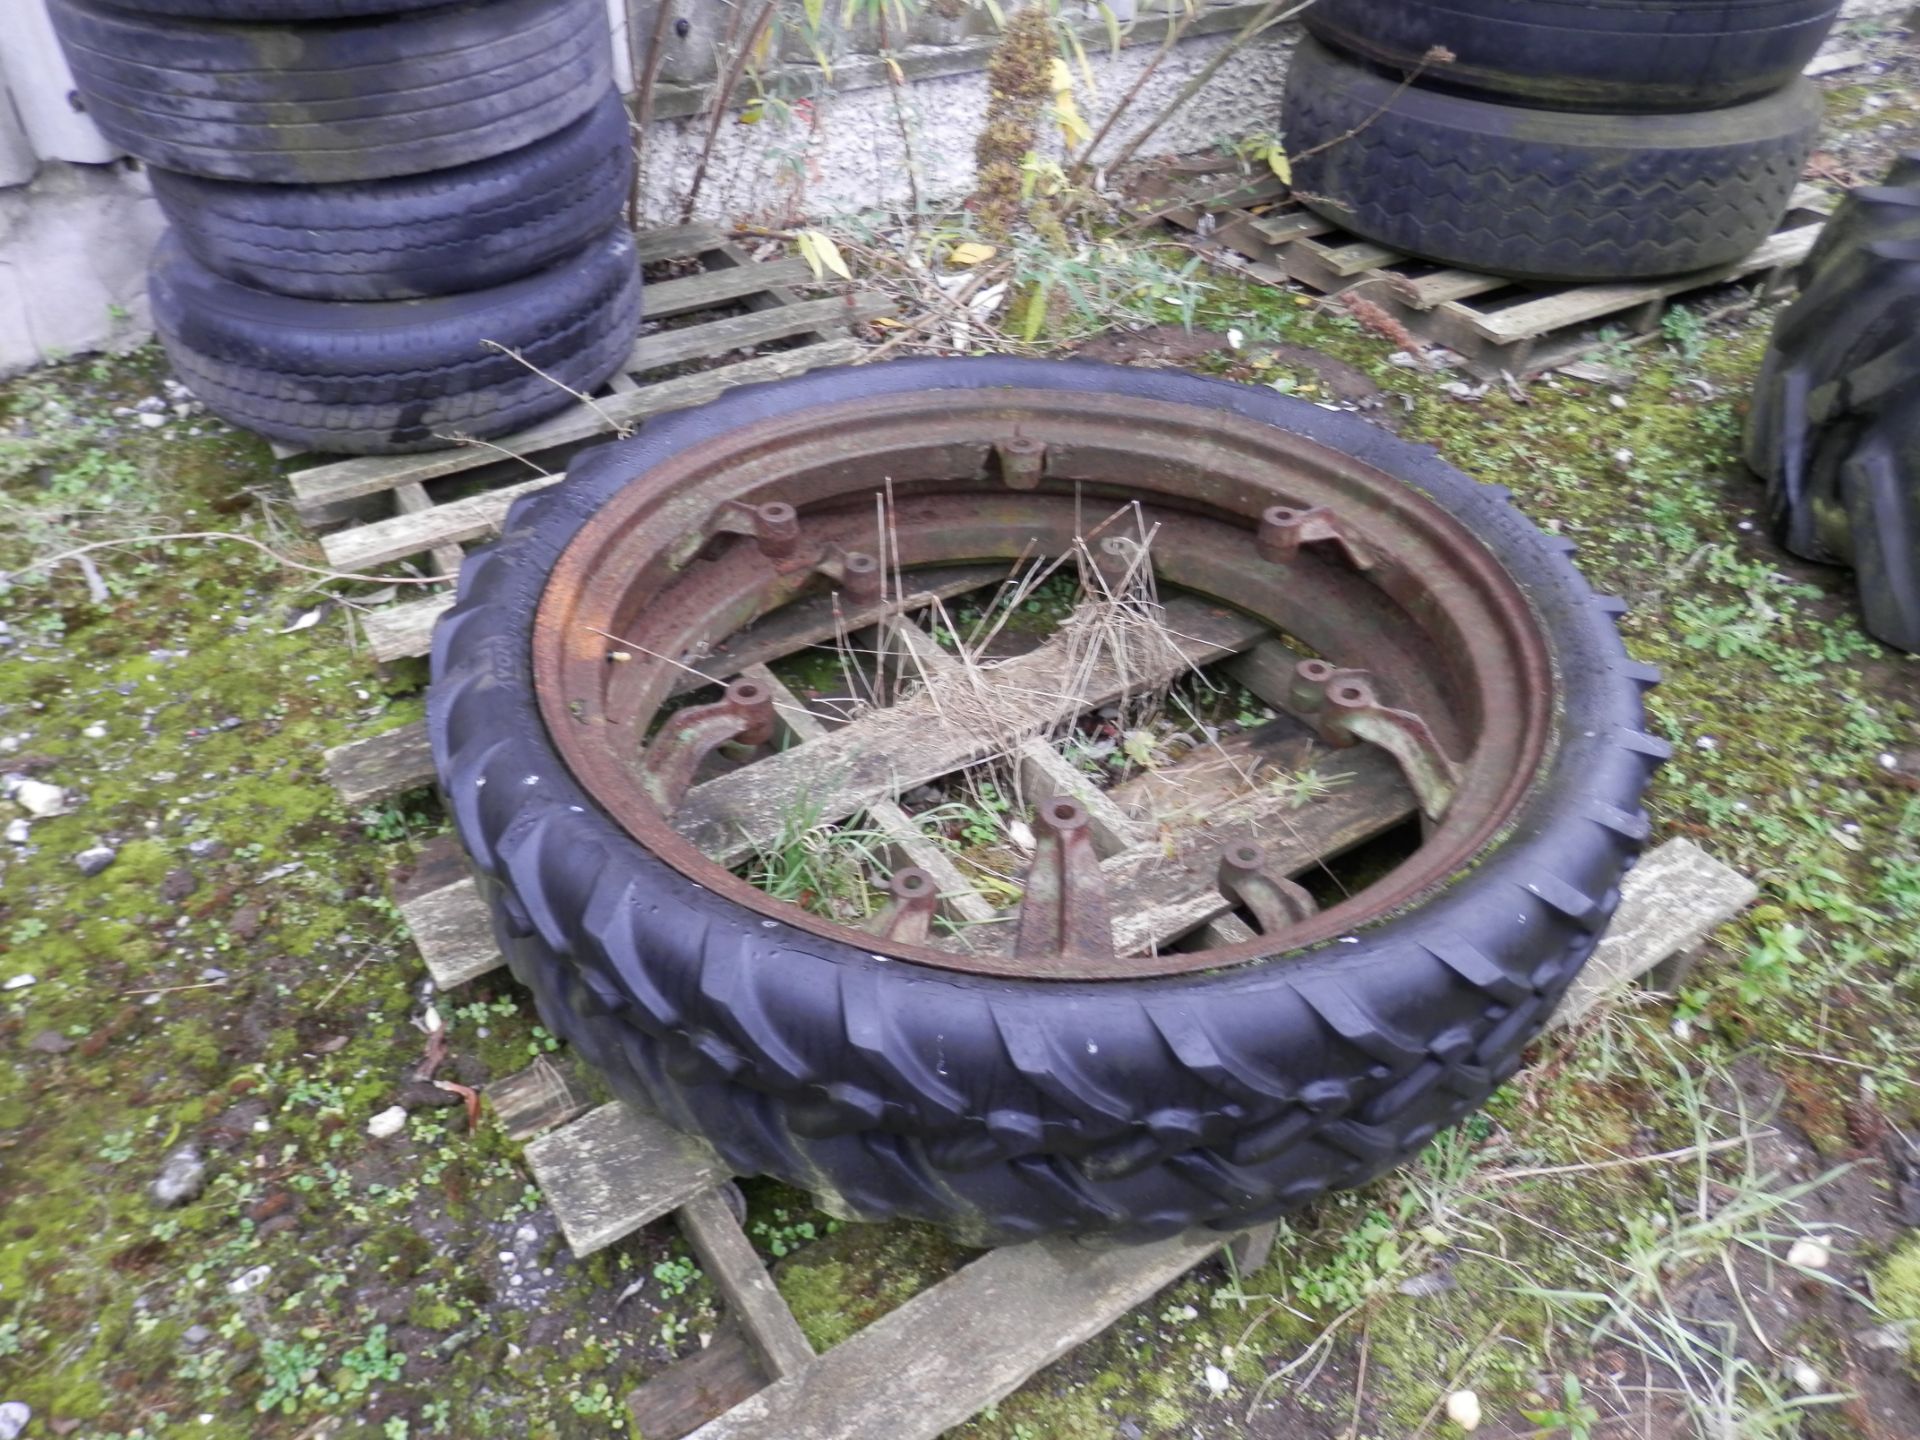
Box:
531;388;1555;979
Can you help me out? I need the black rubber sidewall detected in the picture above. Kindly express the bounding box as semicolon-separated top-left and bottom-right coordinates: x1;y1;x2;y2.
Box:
151;226;643;453
1304;0;1842;112
49;0;611;183
148;89;634;301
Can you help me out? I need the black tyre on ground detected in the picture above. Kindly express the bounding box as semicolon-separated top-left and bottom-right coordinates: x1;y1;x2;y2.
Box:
150;226;642;455
1283;38;1822;283
1745;153;1920;652
427;358;1665;1245
148;89;634;302
1304;0;1842;113
48;0;611;184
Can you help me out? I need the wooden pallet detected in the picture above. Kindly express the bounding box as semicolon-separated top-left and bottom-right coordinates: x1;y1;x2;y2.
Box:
1159;177;1831;379
286;224;888;576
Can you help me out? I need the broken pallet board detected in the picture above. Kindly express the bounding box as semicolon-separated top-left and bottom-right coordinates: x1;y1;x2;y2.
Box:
1162;184;1831;379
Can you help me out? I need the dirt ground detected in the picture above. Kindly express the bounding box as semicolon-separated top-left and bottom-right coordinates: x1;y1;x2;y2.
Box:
3;19;1919;1440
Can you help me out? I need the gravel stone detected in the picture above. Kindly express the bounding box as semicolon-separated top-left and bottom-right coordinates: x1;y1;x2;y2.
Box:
75;844;117;877
150;1144;207;1208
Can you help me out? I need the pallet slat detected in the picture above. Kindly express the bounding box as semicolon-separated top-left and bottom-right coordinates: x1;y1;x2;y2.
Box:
401;876;500;990
680;1229;1240;1440
676;1189;816;1381
1305;236;1405;277
645;258;816;320
627;295;887;374
325;722;436;805
743;664;999;927
1554;836;1757;1024
526;1103;733;1257
1383;267;1510;309
1452;223;1826;343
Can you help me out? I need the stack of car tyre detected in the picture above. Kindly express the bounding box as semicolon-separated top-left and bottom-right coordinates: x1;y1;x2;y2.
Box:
49;0;642;455
1283;0;1843;282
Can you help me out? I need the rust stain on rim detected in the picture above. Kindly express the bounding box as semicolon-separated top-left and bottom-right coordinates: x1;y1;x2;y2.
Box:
532;388;1554;979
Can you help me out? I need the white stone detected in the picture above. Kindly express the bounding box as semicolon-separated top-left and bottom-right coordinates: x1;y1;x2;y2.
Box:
227;1264;271;1296
0;1401;29;1440
2;974;34;991
3;819;26;845
1445;1390;1482;1431
1786;1238;1831;1269
366;1106;408;1139
1786;1358;1824;1395
10;778;67;817
1203;1364;1230;1398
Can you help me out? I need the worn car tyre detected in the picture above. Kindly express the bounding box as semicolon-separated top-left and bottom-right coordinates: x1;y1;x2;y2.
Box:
150;226;641;455
1284;39;1821;283
1304;0;1842;113
427;357;1666;1244
148;89;633;301
1745;153;1920;652
49;0;611;184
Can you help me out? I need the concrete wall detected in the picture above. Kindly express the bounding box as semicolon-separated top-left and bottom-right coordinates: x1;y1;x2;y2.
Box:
636;16;1295;225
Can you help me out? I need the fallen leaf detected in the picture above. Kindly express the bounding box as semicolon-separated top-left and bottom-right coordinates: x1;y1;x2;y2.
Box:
948;241;997;267
435;1080;482;1130
795;229;852;282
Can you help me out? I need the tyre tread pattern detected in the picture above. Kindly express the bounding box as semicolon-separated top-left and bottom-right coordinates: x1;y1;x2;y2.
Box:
1746;150;1920;651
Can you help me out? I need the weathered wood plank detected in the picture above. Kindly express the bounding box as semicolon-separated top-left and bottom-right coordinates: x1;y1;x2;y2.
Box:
392;478;465;579
1307;236;1406;277
1382;267;1510;310
628;1325;769;1440
391;831;468;906
645;259;816;320
628;295;888;374
323;474;558;573
527;1103;733;1258
1248;207;1335;246
673;598;1268;866
880;619;1146;856
1551;837;1757;1027
742;665;998;927
292;337;866;515
400;875;501;989
486;1057;592;1142
632;223;727;264
683;1228;1242;1440
675;1189;815;1381
1455;224;1823;343
324;722;436;805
